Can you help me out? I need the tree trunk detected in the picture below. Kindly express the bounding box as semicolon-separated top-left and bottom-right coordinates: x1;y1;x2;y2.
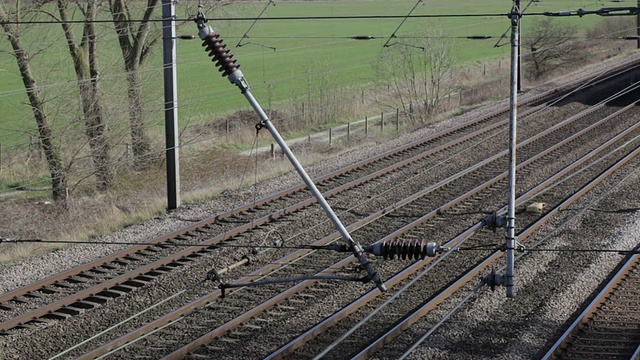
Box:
126;69;151;166
58;0;113;190
1;5;68;206
109;0;157;167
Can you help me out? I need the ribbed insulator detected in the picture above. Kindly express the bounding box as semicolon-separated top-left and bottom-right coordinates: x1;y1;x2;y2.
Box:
202;33;240;77
374;239;436;260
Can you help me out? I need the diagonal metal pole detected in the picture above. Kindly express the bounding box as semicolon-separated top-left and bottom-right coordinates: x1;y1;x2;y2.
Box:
383;0;423;47
195;14;386;292
237;0;275;47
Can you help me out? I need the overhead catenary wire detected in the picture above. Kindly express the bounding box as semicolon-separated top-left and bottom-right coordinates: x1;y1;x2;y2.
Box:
383;0;424;48
236;0;276;48
1;14;634;100
48;277;207;360
3;9;639;26
0;237;348;250
495;0;542;47
2;20;634;102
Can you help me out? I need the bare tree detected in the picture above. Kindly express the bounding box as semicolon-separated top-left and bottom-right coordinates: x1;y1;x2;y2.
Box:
422;35;455;117
55;0;114;190
0;3;69;206
374;32;456;122
524;18;580;80
108;0;159;167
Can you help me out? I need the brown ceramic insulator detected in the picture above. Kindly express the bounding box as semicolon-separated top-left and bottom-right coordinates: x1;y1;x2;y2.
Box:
202;33;240;77
380;239;431;260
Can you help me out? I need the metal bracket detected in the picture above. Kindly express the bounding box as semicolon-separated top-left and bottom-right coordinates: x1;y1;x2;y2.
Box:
483;210;507;232
483;268;506;291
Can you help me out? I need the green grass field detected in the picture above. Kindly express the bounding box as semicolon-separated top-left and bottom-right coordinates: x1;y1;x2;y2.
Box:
0;1;611;147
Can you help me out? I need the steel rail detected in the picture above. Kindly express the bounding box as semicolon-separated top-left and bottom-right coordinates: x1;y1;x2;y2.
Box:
0;97;509;308
0;104;519;333
75;124;521;359
157;105;640;360
3;48;630;306
1;55;633;321
6;56;639;357
386;145;640;360
1;46;638;308
69;57;640;360
542;251;640;359
1;76;599;334
266;111;640;359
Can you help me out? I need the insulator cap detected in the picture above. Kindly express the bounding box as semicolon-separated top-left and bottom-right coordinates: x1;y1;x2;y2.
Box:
202;33;240;77
366;239;439;260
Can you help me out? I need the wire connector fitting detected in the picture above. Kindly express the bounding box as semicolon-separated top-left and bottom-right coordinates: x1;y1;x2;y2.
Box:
483;210;507;233
0;237;17;244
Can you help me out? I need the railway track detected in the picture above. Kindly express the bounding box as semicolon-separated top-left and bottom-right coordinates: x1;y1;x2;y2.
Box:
175;103;640;360
543;247;640;360
350;143;640;360
3;57;640;359
57;66;640;358
0;65;595;334
0;103;512;332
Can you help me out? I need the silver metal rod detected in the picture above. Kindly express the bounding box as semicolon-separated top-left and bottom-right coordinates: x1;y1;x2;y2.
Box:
506;5;520;298
516;0;522;92
196;21;385;292
242;90;386;292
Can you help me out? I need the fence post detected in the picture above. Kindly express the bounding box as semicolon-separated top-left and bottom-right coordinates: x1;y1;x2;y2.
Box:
365;116;369;136
302;102;306;123
329;128;332;144
308;134;311;143
347;122;351;140
361;90;365;103
380;112;384;132
396;108;400;130
271;143;275;160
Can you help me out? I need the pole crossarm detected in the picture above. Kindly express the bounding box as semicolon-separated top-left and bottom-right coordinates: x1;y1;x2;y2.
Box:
544;7;639;17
